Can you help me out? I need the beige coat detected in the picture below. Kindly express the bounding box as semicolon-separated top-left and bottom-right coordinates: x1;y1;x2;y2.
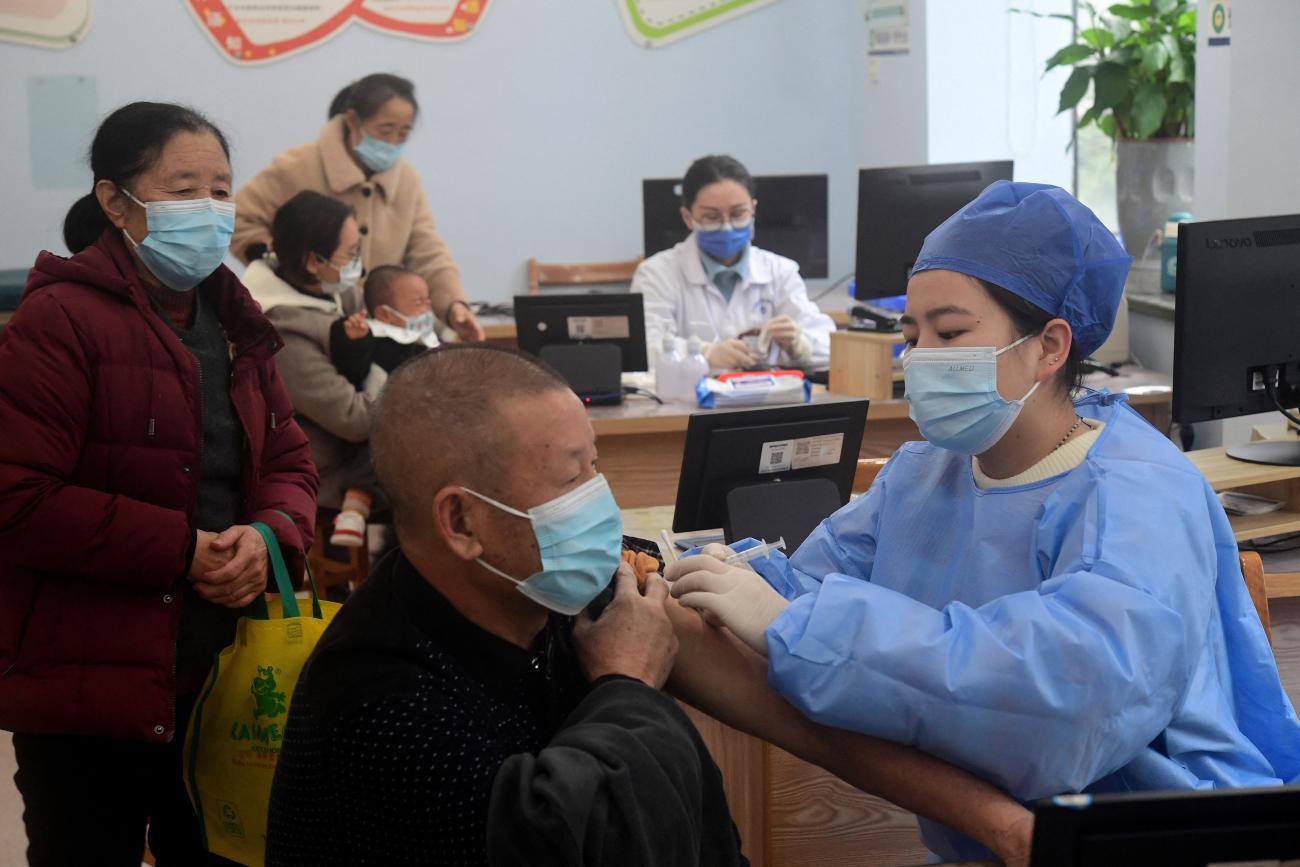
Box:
233;116;466;321
240;258;382;509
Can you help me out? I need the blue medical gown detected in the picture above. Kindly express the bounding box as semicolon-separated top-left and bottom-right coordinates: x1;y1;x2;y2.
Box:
755;391;1300;861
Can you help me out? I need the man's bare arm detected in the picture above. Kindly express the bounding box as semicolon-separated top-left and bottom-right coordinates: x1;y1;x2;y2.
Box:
664;598;1032;865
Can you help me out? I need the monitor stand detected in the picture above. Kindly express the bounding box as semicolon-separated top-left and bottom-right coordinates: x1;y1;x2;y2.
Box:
540;343;623;406
724;477;843;551
1226;441;1300;467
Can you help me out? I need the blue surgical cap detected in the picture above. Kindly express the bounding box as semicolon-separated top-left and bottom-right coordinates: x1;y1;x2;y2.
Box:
911;181;1131;357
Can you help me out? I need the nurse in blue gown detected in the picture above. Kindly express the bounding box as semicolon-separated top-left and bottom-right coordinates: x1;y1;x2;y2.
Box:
666;181;1300;861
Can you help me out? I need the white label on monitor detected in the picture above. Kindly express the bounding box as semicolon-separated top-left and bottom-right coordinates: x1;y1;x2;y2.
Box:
791;433;844;470
758;440;794;474
567;315;630;340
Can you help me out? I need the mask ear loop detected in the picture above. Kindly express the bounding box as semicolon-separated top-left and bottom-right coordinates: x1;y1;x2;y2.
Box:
996;332;1047;403
460;486;533;521
380;304;410;329
460;487;536;586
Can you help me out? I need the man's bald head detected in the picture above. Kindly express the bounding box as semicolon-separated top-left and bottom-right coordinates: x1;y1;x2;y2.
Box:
371;345;573;538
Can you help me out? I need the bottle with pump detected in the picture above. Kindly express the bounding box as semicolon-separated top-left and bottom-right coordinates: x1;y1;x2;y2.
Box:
655;334;685;403
683;335;709;404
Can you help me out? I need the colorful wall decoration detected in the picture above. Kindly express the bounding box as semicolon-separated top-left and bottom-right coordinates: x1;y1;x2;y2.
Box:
186;0;490;65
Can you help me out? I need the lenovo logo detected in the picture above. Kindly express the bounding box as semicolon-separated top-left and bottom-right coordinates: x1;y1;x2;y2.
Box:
1204;236;1254;249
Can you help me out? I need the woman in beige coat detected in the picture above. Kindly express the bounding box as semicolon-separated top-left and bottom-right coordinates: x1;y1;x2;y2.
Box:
233;73;484;342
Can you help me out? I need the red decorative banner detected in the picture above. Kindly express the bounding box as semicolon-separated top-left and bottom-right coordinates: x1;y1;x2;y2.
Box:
186;0;490;65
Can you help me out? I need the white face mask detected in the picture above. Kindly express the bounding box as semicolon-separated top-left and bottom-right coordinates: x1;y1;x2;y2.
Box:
381;305;435;340
316;254;362;295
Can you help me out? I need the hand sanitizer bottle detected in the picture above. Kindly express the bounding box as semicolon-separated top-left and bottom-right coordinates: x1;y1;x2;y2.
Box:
655;334;685;403
683;334;709;403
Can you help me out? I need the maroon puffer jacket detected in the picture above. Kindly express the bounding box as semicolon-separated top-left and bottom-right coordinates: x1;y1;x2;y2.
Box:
0;230;319;743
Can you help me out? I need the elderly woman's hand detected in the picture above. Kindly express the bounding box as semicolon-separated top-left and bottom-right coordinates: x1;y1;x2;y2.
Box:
192;525;270;609
446;301;485;342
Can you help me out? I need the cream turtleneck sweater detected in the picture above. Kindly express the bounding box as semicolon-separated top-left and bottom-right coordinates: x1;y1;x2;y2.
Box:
973;421;1107;489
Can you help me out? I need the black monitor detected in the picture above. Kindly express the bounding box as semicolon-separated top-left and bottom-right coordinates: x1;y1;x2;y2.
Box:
1172;215;1300;467
643;174;829;278
853;160;1014;300
514;293;648;406
1030;785;1300;866
672;399;869;549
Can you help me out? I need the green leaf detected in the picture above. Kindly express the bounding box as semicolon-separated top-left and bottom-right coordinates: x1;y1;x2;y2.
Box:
1079;26;1115;51
1140;41;1170;75
1131;82;1167;138
1077;104;1103;129
1176;10;1197;32
1109;4;1156;19
1093;62;1129;110
1109;16;1135;41
1058;66;1093;114
1045;42;1096;70
1098;113;1118;140
1168;53;1190;82
1153;0;1179;13
1161;32;1186;60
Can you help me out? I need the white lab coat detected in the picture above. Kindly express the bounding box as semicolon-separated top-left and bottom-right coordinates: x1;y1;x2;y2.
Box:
631;233;836;368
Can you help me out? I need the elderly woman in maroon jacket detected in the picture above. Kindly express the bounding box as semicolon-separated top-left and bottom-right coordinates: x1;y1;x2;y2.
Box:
0;102;318;866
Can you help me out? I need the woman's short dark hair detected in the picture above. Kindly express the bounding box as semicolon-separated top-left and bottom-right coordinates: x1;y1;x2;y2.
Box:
271;191;355;289
978;279;1084;396
681;155;757;210
327;73;418;121
62;102;230;253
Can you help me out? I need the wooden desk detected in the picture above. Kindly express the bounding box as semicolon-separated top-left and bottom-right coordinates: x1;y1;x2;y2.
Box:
478;314;517;347
1186;445;1300;599
596;372;1173;508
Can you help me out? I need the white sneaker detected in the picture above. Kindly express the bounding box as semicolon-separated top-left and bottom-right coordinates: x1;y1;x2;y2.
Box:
330;509;367;548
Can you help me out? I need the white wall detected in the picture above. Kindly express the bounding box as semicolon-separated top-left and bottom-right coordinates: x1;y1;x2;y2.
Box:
1;2;868;303
855;0;929;170
1188;0;1300;447
926;0;1075;189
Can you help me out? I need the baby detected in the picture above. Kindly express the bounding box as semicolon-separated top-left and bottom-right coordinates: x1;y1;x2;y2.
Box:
326;266;439;546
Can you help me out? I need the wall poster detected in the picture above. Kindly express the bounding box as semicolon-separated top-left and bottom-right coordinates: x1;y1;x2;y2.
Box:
186;0;491;65
618;0;783;48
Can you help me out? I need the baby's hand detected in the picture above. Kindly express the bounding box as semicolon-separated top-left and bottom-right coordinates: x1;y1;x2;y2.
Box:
342;312;369;341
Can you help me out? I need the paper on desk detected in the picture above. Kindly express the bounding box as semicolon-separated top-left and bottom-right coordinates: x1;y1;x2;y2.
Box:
1218;490;1285;516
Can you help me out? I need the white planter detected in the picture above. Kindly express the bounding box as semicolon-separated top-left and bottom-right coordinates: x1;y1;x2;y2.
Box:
1115;138;1195;258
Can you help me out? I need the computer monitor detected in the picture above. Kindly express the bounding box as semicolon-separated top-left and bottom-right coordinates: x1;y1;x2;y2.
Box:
1172;214;1300;467
853;160;1014;300
1030;785;1300;866
672;399;869;549
643;174;829;278
514;293;648;405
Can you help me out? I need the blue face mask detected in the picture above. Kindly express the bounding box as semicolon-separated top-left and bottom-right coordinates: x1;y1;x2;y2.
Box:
696;223;753;261
122;190;235;291
353;134;402;173
902;334;1041;455
462;474;624;616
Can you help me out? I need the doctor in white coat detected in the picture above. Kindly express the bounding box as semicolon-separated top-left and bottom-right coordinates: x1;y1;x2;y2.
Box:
632;155;835;370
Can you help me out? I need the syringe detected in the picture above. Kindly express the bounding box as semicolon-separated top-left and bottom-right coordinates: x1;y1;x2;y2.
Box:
724;537;786;565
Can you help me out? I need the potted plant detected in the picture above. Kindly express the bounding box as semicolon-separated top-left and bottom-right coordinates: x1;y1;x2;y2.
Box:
1025;0;1196;258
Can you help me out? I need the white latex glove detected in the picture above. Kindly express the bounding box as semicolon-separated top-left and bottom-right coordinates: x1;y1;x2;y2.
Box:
705;338;756;370
764;315;813;365
665;554;790;656
764;315;800;350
